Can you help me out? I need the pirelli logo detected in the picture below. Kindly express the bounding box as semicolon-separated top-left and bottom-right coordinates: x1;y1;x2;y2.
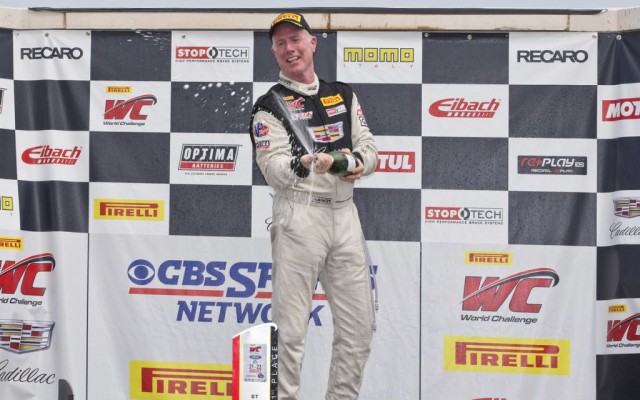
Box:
0;236;24;250
130;360;233;399
465;251;512;265
444;336;570;375
94;199;164;221
271;13;302;27
320;94;344;107
609;304;627;313
106;85;132;94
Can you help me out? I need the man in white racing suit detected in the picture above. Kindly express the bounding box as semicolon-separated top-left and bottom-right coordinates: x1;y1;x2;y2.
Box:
250;12;378;400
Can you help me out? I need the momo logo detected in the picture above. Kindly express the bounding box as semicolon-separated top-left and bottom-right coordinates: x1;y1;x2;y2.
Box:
0;253;55;296
429;98;500;118
175;46;250;63
0;320;55;354
606;313;640;346
613;198;640;218
376;151;415;173
518;156;587;175
516;50;588;63
444;336;570;375
0;237;23;250
94;199;164;221
308;121;344;143
103;94;157;124
21;145;81;165
462;268;559;314
343;47;414;63
179;145;239;171
425;207;503;225
465;251;512;265
130;360;232;398
602;97;640;122
20;47;83;60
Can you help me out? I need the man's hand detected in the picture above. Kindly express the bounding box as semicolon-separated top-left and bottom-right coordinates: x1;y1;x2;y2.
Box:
338;148;364;181
300;153;333;174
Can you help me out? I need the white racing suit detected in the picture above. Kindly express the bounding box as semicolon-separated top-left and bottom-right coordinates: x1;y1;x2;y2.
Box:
250;73;378;400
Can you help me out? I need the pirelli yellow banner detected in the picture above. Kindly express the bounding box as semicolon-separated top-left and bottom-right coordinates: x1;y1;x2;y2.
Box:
130;360;232;399
444;336;570;375
94;199;164;221
0;236;23;250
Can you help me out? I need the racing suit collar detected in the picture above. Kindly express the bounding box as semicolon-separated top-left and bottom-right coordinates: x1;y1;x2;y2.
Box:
278;72;319;96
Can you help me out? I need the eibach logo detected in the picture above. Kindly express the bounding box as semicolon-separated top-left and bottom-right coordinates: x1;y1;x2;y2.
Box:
0;254;55;296
429;98;500;118
376;151;415;173
462;268;559;313
21;145;81;165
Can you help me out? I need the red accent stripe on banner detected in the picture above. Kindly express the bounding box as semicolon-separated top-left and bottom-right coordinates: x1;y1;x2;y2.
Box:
255;292;327;300
232;335;240;400
128;288;224;296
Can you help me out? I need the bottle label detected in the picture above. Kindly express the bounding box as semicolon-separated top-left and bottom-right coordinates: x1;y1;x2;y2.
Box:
346;154;357;172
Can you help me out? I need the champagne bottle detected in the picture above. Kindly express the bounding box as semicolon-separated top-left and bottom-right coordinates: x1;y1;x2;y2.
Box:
328;151;357;176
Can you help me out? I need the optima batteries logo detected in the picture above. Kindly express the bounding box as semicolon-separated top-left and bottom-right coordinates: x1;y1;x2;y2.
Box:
606;313;640;349
179;145;239;171
429;98;500;118
175;46;250;63
0;237;24;250
602;97;640;122
0;320;55;354
127;259;343;325
376;151;415;173
94;199;164;221
425;207;503;225
518;156;587;175
444;336;570;375
21;145;81;165
130;360;232;399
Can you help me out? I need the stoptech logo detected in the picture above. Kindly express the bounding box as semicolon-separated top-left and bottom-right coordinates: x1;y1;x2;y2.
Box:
376;151;415;173
21;145;81;165
0;237;23;250
0;320;54;354
518;156;587;175
0;253;55;296
424;207;503;225
461;268;559;321
516;49;588;63
444;336;570;375
343;47;414;63
130;360;232;399
606;313;640;348
175;46;250;63
465;251;512;265
179;145;239;171
613;198;640;218
94;199;164;221
602;97;640;122
20;47;83;60
125;258;353;326
429;98;500;118
103;94;157;126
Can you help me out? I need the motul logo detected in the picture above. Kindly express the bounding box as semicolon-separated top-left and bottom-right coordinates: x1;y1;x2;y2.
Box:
376;151;415;173
607;313;640;342
21;145;81;165
104;94;157;120
0;254;55;296
429;98;500;118
602;97;640;122
461;268;559;313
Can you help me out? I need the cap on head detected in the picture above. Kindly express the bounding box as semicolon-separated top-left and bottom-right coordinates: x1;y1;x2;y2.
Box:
269;12;312;39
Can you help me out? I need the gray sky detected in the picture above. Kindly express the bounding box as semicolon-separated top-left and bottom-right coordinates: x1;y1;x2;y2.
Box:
0;0;639;10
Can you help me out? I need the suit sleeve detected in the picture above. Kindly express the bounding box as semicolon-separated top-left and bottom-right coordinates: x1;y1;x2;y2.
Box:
350;92;378;176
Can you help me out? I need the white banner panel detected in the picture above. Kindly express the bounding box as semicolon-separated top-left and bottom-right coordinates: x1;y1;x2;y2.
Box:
597;191;640;246
337;31;422;84
421;242;596;400
250;185;273;239
597;83;640;139
422;84;509;138
508;137;597;192
596;299;640;355
171;31;254;82
13;30;91;81
170;132;252;185
0;179;20;231
422;189;508;244
0;79;15;130
509;32;598;85
357;135;422;189
0;230;87;399
89;81;171;132
15;130;89;182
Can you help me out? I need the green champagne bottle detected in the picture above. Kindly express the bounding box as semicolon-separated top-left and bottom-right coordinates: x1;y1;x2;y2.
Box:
328;151;357;176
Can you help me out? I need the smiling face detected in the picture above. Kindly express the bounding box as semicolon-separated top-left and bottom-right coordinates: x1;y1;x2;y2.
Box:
271;23;317;84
